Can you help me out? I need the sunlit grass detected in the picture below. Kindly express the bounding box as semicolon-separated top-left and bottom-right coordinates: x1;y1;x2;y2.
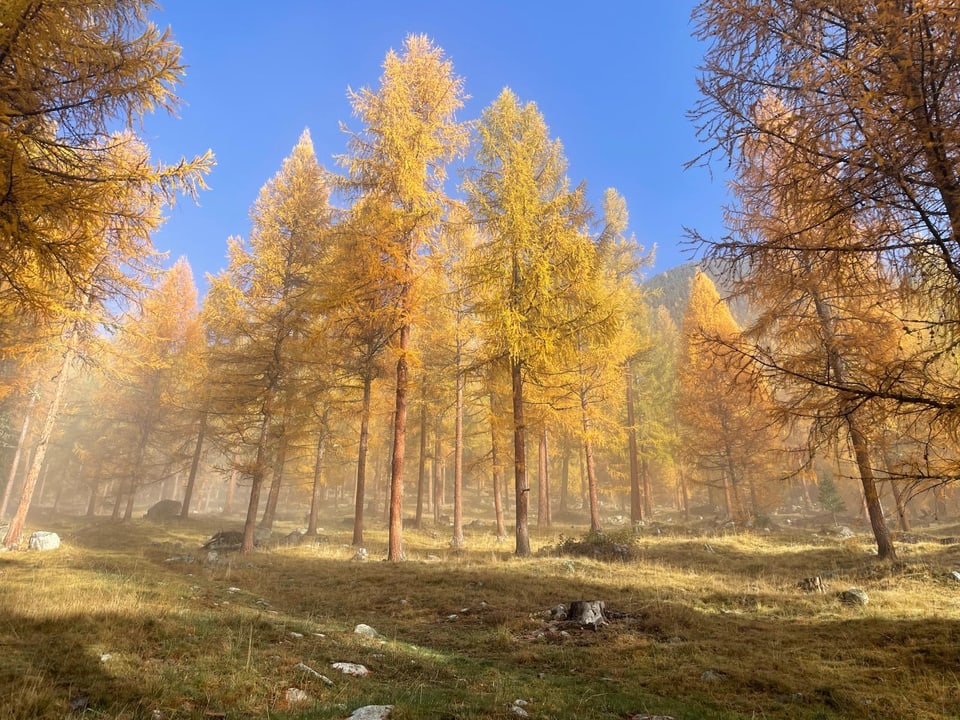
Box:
2;512;959;718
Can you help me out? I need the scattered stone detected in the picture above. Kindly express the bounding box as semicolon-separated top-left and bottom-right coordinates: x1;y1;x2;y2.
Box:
354;623;379;638
295;662;334;685
163;555;196;564
281;530;304;547
346;705;393;720
950;571;960;582
227;587;242;593
446;614;458;621
548;605;566;621
290;631;303;638
839;588;869;606
798;576;826;593
353;547;369;561
284;687;310;705
100;653;112;662
332;662;370;677
145;499;181;521
836;526;855;539
628;715;675;720
204;550;221;564
27;531;60;551
701;670;727;682
511;699;531;717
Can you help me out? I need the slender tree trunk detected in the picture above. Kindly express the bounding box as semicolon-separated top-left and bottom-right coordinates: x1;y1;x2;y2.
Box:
490;392;506;540
846;416;896;559
433;421;442;525
452;358;465;548
559;441;570;513
241;409;273;553
122;429;151;522
625;360;642;524
641;455;654;519
1;388;36;520
307;432;326;535
511;356;531;556
260;429;288;530
581;391;602;533
85;460;103;517
3;351;72;548
416;400;427;529
537;425;548;527
180;412;207;520
353;374;373;546
224;466;238;515
388;323;410;561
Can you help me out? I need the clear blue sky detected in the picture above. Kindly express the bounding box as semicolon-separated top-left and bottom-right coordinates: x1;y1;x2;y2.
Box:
144;1;728;295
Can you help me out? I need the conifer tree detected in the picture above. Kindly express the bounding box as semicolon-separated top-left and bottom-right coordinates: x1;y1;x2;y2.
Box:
464;88;595;556
335;35;468;560
204;130;330;553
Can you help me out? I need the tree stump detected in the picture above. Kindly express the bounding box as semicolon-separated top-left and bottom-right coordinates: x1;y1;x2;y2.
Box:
566;601;608;628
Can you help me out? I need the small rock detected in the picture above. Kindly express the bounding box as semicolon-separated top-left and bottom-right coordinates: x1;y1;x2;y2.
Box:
284;687;310;705
949;570;960;582
629;715;675;720
100;653;112;662
354;623;379;638
701;670;726;682
332;662;370;677
511;699;531;717
227;587;241;593
839;588;869;606
353;547;368;561
346;706;393;720
290;631;303;638
837;526;855;539
27;531;60;551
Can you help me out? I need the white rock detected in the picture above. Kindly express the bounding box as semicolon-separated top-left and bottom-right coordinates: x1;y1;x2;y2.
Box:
332;662;370;677
346;705;393;720
285;687;310;705
354;623;379;637
28;531;60;551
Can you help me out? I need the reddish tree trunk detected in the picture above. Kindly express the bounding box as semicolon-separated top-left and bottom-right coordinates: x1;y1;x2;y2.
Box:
388;323;410;561
180;413;207;520
353;374;373;546
512;356;531;556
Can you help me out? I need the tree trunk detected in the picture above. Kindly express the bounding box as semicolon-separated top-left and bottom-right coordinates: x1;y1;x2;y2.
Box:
388;323;410;561
224;466;238;515
432;420;442;525
241;409;272;553
122;428;151;522
490;388;506;540
306;431;326;535
559;441;570;513
260;428;288;530
415;400;427;529
180;412;207;520
3;351;72;548
511;356;531;556
1;388;36;520
641;455;653;520
452;357;464;548
537;425;548;527
846;415;896;560
625;360;642;524
581;391;602;533
353;374;373;546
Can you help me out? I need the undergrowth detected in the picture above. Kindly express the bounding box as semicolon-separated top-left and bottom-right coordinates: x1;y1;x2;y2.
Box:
1;511;959;719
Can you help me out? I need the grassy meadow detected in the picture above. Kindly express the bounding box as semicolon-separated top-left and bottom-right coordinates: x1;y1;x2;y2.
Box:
2;509;959;719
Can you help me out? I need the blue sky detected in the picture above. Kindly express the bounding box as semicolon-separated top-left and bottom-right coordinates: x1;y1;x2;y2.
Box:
144;1;728;295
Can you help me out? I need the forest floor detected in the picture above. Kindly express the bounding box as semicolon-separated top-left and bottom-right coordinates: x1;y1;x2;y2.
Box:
2;507;959;719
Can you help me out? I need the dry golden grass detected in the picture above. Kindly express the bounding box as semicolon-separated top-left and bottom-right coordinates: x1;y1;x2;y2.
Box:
2;511;959;719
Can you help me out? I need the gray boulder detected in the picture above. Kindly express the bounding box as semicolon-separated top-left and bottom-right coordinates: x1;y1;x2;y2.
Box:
28;531;60;551
839;588;869;606
145;499;181;521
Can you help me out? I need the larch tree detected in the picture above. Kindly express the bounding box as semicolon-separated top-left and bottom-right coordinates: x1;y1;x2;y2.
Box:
0;1;211;325
204;130;330;553
104;257;201;521
676;270;780;522
690;0;960;425
464;88;595;556
700;99;910;558
334;34;468;561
